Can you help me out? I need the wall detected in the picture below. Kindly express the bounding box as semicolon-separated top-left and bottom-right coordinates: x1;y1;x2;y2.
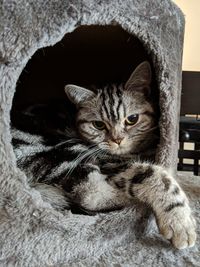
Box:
173;0;200;71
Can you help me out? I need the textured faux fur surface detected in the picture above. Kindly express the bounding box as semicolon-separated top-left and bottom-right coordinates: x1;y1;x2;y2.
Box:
1;0;200;266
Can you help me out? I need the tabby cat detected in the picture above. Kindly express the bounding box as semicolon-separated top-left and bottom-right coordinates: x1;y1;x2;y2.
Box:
12;61;196;249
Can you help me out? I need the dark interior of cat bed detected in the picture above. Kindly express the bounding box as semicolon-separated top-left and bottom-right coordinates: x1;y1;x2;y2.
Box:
12;25;159;109
13;26;158;106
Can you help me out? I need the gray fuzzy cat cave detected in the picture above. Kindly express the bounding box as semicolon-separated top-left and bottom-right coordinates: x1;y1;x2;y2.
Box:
1;1;200;266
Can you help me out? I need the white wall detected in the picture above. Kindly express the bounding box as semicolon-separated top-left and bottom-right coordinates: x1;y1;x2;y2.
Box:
173;0;200;71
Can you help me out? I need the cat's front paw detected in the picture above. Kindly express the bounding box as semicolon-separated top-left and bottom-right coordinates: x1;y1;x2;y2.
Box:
157;207;196;249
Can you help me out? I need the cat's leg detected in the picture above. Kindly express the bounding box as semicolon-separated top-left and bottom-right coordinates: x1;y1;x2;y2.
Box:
108;163;196;249
69;166;132;212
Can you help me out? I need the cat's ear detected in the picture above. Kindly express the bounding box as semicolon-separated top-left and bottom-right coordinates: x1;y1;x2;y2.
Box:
125;61;151;94
64;84;96;106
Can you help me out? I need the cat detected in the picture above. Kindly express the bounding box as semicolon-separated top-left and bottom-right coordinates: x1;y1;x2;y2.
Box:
12;61;196;249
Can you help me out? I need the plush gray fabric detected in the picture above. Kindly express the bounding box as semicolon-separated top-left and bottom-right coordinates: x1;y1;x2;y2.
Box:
1;0;199;266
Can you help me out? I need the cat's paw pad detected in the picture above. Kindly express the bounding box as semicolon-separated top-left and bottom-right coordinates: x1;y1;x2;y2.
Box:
158;210;196;249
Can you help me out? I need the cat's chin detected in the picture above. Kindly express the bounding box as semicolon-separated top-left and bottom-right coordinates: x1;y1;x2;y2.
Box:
109;146;132;156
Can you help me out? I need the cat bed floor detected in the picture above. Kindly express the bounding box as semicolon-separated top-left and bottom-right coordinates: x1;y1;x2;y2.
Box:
0;172;199;266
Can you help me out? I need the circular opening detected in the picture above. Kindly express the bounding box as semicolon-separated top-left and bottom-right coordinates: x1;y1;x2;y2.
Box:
11;25;160;212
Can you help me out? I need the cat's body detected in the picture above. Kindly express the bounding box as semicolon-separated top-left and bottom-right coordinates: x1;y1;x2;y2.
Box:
12;62;196;249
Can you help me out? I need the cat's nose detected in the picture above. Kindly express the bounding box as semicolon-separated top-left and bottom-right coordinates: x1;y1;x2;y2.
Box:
113;138;123;145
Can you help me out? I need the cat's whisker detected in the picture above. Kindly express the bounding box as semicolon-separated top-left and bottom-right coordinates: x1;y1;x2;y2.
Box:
84;147;103;163
66;145;101;175
88;148;106;163
55;138;81;147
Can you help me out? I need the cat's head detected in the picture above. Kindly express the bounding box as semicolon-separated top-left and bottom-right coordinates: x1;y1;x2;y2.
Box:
65;61;157;155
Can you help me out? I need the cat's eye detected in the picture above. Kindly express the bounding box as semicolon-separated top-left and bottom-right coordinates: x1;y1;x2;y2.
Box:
92;121;106;130
125;114;139;126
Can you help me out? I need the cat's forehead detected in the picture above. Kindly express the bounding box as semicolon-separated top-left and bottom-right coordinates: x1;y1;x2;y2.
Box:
96;84;146;122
